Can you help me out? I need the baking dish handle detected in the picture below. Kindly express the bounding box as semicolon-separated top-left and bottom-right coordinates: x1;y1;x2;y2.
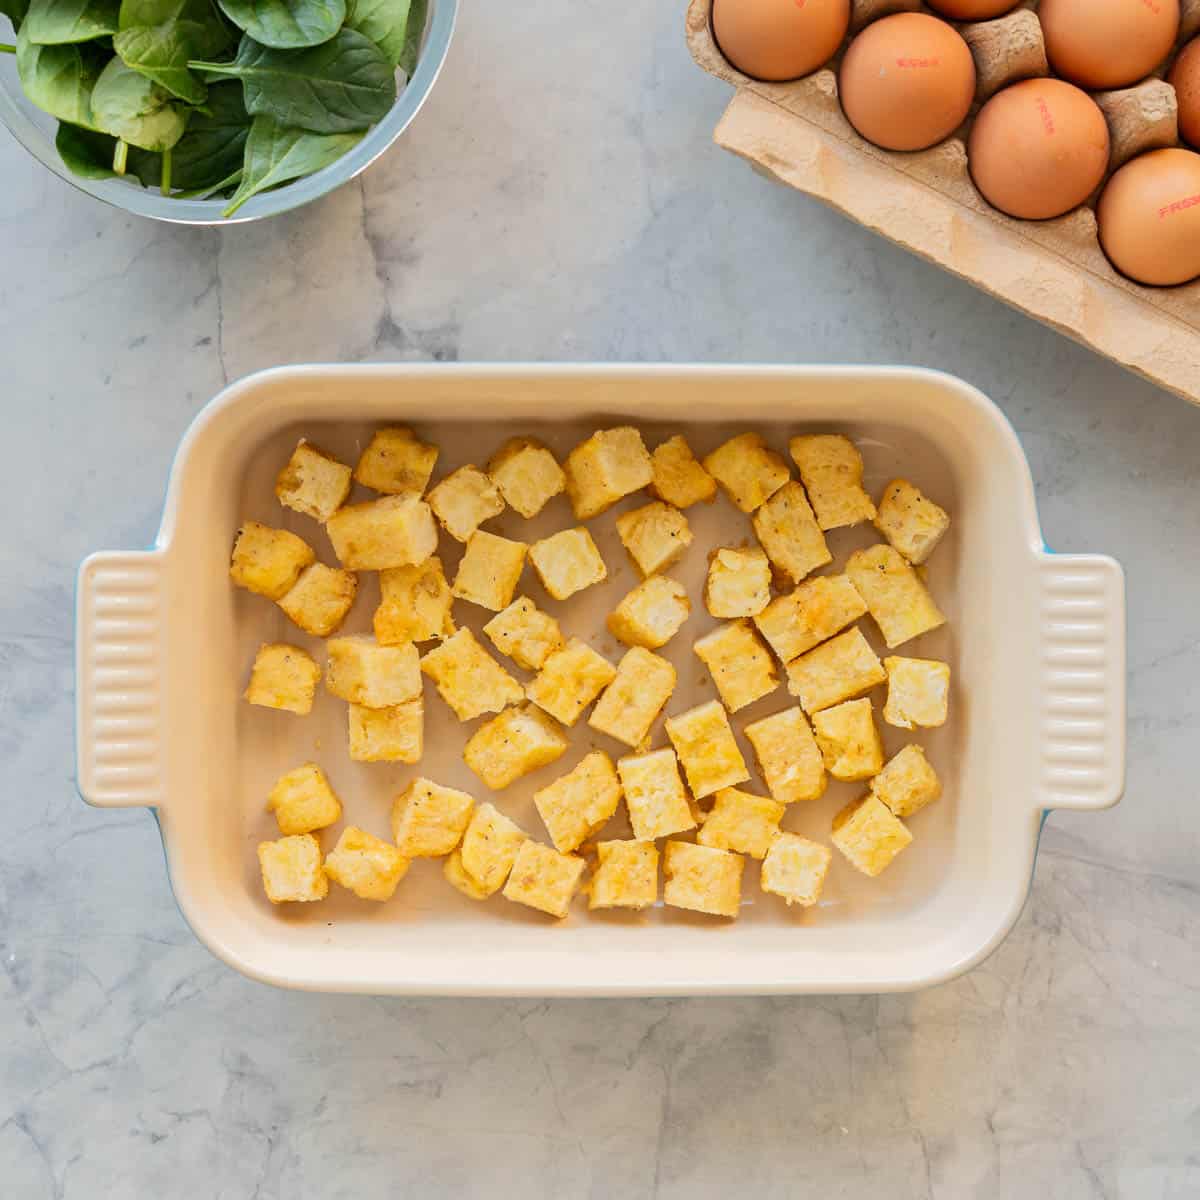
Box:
1034;551;1126;812
75;550;169;809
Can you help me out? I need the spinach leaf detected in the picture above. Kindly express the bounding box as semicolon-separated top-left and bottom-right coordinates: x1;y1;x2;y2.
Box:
191;29;394;134
91;54;187;148
396;0;418;75
217;0;343;50
174;163;238;196
1;0;30;33
343;0;405;67
15;24;102;125
23;0;118;44
114;23;206;101
55;119;117;175
118;0;229;56
129;78;245;186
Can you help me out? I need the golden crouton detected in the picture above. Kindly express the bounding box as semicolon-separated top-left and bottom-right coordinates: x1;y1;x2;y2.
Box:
616;748;697;841
487;437;566;518
444;850;492;900
702;433;790;513
420;628;524;721
348;698;423;763
327;494;438;571
563;426;654;520
326;635;420;707
526;638;617;726
785;627;886;714
664;699;750;799
588;647;677;748
258;833;328;903
698;787;785;859
845;543;946;649
267;763;342;835
883;656;950;729
752;481;832;585
649;435;717;509
323;826;409;900
615;502;693;578
743;706;827;804
483;596;565;670
872;744;941;818
753;574;867;664
760;834;832;907
812;697;884;781
451;530;528;611
375;557;455;645
459;802;527;895
693;619;778;713
463;703;569;790
275;441;353;523
278;563;358;637
663;841;743;918
503;840;586;918
353;426;438;495
230;521;315;599
704;547;772;619
831;794;912;877
391;777;475;857
789;434;876;530
874;478;950;565
607;575;690;649
245;643;321;715
533;750;623;852
528;527;607;600
589;840;659;910
427;464;505;542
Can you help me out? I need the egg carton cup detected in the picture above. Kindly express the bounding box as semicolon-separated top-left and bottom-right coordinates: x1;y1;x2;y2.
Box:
687;0;1200;406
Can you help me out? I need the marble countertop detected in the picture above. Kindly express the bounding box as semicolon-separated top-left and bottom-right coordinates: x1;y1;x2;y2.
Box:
3;3;1199;1197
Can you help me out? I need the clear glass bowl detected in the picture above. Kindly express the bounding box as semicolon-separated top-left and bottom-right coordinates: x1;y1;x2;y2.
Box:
0;0;456;225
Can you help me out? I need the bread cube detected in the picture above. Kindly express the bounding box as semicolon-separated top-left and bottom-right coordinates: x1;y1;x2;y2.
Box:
563;426;654;520
258;834;328;903
327;494;438;571
526;638;617;726
744;706;827;804
420;628;524;721
753;574;867;664
615;502;693;578
588;647;677;748
323;826;409;900
664;699;750;799
589;840;659;910
789;434;876;530
883;656;950;729
278;563;358;637
348;698;423;763
528;527;607;601
649;434;717;509
693;620;778;713
704;547;771;619
230;521;315;599
785;627;886;714
326;636;420;707
607;575;690;649
427;464;505;542
459;802;527;895
503;840;587;918
872;744;941;818
245;643;321;715
483;596;565;671
266;763;342;835
752;481;832;586
812;698;884;781
832;794;912;877
444;849;491;900
616;748;697;841
663;841;743;918
463;703;569;790
353;426;438;495
702;433;790;513
697;787;785;859
874;478;950;565
534;750;623;852
845;543;946;649
451;530;528;611
391;777;475;857
375;557;455;645
487;437;565;518
274;441;352;523
760;834;832;907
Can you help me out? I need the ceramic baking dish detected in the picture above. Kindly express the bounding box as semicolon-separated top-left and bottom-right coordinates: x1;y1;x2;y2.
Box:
75;364;1125;996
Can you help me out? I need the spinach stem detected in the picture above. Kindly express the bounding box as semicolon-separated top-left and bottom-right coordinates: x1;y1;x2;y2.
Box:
113;139;129;176
0;42;15;53
160;148;172;196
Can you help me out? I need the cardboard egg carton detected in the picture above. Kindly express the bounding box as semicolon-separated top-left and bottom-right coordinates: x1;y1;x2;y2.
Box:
687;0;1200;405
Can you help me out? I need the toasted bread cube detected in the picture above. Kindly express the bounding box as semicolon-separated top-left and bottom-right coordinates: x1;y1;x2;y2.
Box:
752;481;832;586
698;787;785;859
267;763;342;835
704;547;771;619
761;834;832;907
693;619;778;713
444;849;492;900
274;441;352;522
528;527;607;601
588;647;677;748
326;636;420;708
883;656;950;729
649;435;717;509
744;706;827;804
845;543;946;649
391;777;475;857
277;563;357;638
534;750;623;852
616;748;697;841
348;698;423;763
483;597;565;671
375;557;455;645
459;802;527;895
874;478;950;565
663;841;743;918
832;794;912;877
589;840;659;910
753;574;867;664
607;575;690;650
563;426;654;520
327;494;437;571
420;628;524;721
464;703;569;790
503;841;586;918
526;638;617;727
487;437;565;518
615;502;693;578
872;744;941;818
245;643;320;714
664;699;750;799
812;698;884;781
452;530;528;611
789;434;876;530
230;521;315;599
785;627;886;714
353;426;438;495
258;834;327;903
428;465;505;543
702;433;790;513
323;826;409;900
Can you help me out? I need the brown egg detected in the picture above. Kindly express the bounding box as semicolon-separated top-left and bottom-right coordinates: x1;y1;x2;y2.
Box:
1168;36;1200;149
839;13;976;152
1098;148;1200;286
968;79;1110;220
1039;0;1180;90
926;0;1021;18
712;0;850;83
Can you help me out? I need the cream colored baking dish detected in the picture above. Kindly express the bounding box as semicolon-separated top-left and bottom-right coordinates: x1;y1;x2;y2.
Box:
75;364;1125;996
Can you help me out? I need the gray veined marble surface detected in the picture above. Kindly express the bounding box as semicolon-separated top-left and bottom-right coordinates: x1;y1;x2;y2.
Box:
2;1;1199;1197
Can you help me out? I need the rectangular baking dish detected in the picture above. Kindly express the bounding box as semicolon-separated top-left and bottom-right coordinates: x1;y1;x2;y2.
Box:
75;364;1126;996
